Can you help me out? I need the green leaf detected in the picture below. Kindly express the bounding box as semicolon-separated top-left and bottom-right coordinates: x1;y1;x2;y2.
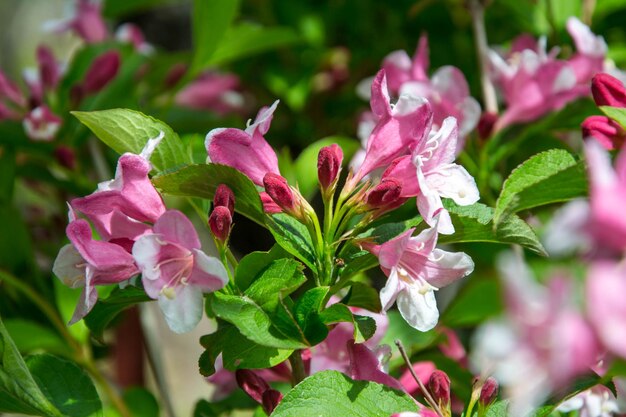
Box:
294;287;329;346
600;105;626;129
441;277;503;327
190;0;241;74
379;311;439;354
152;163;266;226
341;282;382;313
267;214;318;273
123;387;159;417
234;245;289;291
26;354;103;417
209;292;308;350
83;285;151;342
270;370;418;417
207;23;300;66
3;319;66;355
319;304;376;343
494;149;587;225
72;109;190;172
482;400;509;417
293;136;361;199
0;317;63;416
243;258;306;311
199;322;292;376
439;202;546;256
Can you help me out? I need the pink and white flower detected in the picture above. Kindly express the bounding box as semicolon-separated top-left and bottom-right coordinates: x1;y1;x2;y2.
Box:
364;219;474;331
45;0;108;43
23;105;62;141
132;210;228;333
176;72;243;115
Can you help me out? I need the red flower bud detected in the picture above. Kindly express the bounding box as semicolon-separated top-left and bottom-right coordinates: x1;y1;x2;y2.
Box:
260;192;282;214
54;145;76;170
317;144;343;189
479;377;499;405
478;112;498;140
582;115;626;150
591;73;626;108
214;184;235;215
366;178;403;208
263;173;295;212
262;389;283;415
235;369;270;404
37;46;60;91
165;63;188;89
82;51;121;94
208;206;232;242
428;370;451;407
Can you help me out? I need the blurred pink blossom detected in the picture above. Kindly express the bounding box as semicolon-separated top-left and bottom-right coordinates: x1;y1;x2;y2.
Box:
176;72;243;115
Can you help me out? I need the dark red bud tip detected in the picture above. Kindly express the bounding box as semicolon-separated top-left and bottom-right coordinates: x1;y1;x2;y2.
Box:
367;178;402;208
36;46;59;91
479;377;499;405
208;206;232;242
214;184;235;215
235;369;270;404
83;51;121;94
428;370;451;406
581;115;626;150
260;192;282;214
262;389;283;415
318;144;344;188
591;73;626;108
263;173;295;212
478;112;498;140
54;145;76;170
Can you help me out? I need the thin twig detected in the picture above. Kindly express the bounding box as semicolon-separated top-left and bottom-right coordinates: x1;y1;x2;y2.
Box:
395;340;445;417
468;0;498;115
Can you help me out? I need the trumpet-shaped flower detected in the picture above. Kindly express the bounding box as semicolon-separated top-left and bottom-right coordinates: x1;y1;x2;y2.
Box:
53;219;138;323
206;101;280;185
382;117;480;234
176;72;243;115
353;70;432;182
132;210;228;333
364;220;474;331
45;0;108;43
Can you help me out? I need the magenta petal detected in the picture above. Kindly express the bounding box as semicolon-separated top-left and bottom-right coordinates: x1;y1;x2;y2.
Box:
382;156;420;197
347;340;404;391
153;210;201;250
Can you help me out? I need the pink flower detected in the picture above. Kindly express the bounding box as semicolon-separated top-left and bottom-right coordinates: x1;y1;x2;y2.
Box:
566;17;607;85
353;70;433;183
347;339;404;391
115;23;153;54
586;261;626;359
206;101;280;186
53;218;138;324
359;35;480;140
591;73;626;107
36;46;61;92
46;0;108;43
383;117;480;234
82;51;121;95
71;133;166;241
132;210;228;333
365;219;474;331
23;105;62;141
176;72;243;115
398;361;436;396
584;141;626;252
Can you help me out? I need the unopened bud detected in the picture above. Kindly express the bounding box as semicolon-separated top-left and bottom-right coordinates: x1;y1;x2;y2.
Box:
479;377;498;405
428;370;451;408
54;145;76;170
478;112;498;140
209;206;232;242
582;115;626;150
214;184;235;215
82;51;121;94
165;63;187;88
261;389;283;415
366;178;403;208
260;192;282;214
317;144;343;189
263;173;296;212
235;369;270;404
591;73;626;108
37;46;59;91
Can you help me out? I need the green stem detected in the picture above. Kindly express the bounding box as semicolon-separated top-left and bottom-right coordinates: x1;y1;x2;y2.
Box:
288;350;307;386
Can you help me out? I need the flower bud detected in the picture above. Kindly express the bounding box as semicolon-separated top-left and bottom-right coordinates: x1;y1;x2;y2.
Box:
209;206;232;242
477;112;498;140
591;73;626;108
263;173;296;212
428;370;451;408
582;115;626;150
82;51;121;95
235;369;270;404
317;144;343;189
23;105;62;141
260;192;282;214
479;377;498;405
214;184;235;215
54;145;76;170
261;389;283;415
366;178;403;208
37;46;60;91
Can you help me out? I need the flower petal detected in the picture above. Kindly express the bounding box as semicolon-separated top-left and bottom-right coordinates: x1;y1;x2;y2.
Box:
53;244;86;289
153;210;201;250
158;284;204;333
397;284;439;331
190;249;229;292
